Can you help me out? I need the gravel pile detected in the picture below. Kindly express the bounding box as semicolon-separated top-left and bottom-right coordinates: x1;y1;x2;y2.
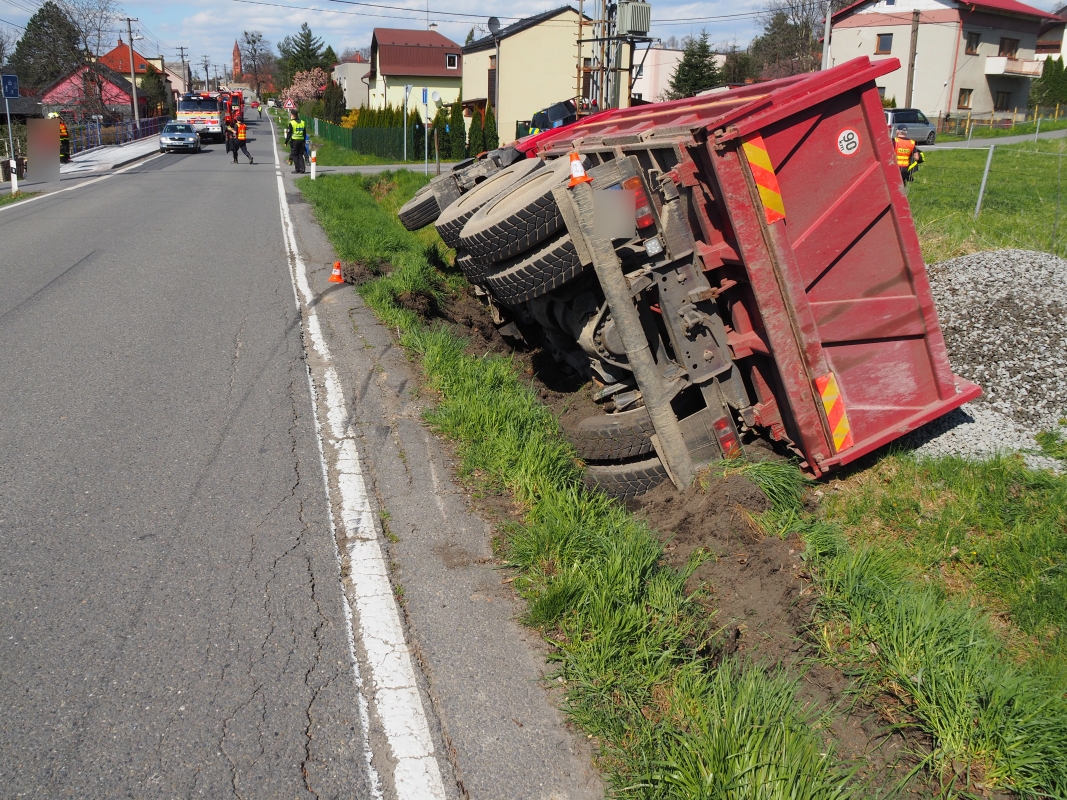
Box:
903;249;1067;468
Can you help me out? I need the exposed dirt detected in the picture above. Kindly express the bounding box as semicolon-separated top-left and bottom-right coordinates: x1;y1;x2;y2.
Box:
339;259;387;285
632;472;928;792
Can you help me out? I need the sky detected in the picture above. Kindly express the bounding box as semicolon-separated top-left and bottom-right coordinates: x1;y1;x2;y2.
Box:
0;0;778;77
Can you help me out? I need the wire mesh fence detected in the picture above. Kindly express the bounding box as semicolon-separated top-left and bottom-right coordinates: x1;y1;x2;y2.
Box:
905;140;1067;263
935;106;1067;140
314;118;425;162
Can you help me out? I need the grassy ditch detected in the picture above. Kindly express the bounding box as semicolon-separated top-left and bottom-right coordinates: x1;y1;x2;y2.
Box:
300;171;865;798
0;190;39;208
908;138;1067;263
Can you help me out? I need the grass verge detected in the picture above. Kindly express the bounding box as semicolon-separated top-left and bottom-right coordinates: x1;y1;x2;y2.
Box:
739;455;1067;797
0;190;39;207
300;171;865;798
908;138;1067;263
937;118;1067;142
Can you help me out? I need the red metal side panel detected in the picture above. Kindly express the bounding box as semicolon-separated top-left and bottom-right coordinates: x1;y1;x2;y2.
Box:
710;59;979;472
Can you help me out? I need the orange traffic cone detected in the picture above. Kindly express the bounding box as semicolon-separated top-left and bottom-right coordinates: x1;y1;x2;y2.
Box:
567;152;592;187
329;261;344;283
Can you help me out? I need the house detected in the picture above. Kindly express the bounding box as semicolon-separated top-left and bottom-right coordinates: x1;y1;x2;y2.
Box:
631;46;726;103
333;53;372;109
463;7;598;146
830;0;1058;118
96;38;177;110
366;29;462;121
40;64;149;121
1035;5;1067;62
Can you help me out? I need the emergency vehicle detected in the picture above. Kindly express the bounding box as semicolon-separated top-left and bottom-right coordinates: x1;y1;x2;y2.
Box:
176;94;224;143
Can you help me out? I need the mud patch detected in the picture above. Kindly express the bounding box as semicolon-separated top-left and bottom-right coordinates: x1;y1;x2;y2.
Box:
397;289;438;319
340;259;387;285
634;472;924;790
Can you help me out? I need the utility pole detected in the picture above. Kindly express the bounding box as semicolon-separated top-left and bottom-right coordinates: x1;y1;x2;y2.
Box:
201;56;211;91
177;46;189;93
821;0;833;69
124;18;140;127
904;10;920;107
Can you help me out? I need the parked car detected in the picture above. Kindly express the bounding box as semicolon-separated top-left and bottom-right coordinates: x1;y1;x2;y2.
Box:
250;101;260;108
159;123;201;153
885;108;936;144
266;99;276;108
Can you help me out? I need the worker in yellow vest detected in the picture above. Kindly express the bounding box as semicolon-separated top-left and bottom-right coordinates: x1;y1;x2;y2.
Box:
233;120;253;164
284;111;306;173
894;126;917;183
49;112;72;163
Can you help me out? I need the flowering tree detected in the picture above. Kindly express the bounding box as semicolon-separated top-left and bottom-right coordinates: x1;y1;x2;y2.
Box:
286;67;329;104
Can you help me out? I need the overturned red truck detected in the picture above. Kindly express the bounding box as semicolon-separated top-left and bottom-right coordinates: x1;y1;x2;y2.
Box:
399;57;980;498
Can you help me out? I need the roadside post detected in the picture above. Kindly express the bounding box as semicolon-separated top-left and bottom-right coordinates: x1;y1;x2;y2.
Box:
403;84;412;162
310;150;317;180
423;87;429;175
974;144;995;219
2;74;18;195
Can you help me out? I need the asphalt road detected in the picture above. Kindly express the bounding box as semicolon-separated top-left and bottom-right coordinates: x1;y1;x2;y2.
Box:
0;133;379;797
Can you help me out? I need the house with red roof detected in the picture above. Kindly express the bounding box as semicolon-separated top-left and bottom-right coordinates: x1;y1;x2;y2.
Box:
830;0;1058;117
367;29;462;121
40;64;149;121
97;38;181;109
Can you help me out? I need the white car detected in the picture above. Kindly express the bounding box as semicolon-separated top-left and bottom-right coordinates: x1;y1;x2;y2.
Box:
266;99;276;108
159;122;201;153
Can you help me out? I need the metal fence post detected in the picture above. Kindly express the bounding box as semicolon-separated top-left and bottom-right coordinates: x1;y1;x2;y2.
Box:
974;144;995;219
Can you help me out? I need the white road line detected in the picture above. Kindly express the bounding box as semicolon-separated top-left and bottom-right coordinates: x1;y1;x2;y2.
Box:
0;153;164;214
268;116;447;800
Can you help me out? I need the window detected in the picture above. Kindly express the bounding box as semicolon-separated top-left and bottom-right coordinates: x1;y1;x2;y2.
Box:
994;90;1012;110
635;64;644;78
446;53;458;69
876;33;893;54
966;31;980;54
958;88;973;108
877;86;886;98
489;55;496;68
999;37;1019;57
885;0;895;5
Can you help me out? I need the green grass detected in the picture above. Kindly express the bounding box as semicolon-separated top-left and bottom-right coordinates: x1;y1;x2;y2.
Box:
1036;425;1067;462
725;454;1067;797
908;138;1067;263
0;190;38;207
305;137;401;166
300;170;866;799
823;453;1067;662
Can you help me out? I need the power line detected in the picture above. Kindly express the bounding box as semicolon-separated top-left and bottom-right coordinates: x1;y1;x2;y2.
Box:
0;15;25;30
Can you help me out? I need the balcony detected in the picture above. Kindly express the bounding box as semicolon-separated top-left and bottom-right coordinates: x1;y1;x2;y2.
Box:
984;56;1043;77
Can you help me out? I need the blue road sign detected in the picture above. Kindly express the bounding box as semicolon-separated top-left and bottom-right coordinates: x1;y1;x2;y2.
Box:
422;88;427;104
1;75;18;99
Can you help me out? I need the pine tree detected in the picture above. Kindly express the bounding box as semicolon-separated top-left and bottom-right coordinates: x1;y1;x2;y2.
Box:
140;65;168;116
483;103;498;150
284;23;324;75
321;45;338;70
468;107;485;155
449;101;466;159
6;1;82;93
666;30;721;100
322;80;345;124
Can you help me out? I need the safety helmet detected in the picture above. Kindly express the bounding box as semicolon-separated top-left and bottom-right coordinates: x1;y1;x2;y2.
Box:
896;126;908;135
47;112;60;119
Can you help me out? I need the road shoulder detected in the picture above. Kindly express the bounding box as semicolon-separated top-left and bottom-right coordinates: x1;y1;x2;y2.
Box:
283;174;604;799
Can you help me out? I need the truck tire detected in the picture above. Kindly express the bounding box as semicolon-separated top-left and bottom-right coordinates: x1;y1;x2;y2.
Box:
482;232;587;305
399;189;441;231
435;159;544;248
454;250;487;285
583;456;668;500
570;407;654;461
458;156;578;263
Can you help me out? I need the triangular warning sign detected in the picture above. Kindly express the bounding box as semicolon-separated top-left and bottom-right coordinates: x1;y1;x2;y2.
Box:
283;97;296;110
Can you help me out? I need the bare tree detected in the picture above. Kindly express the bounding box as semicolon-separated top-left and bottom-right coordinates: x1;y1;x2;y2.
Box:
752;0;849;76
339;46;371;62
240;30;274;98
0;25;16;68
60;0;123;119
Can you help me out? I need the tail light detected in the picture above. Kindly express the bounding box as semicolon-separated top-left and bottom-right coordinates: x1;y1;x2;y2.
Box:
713;415;742;458
621;176;656;229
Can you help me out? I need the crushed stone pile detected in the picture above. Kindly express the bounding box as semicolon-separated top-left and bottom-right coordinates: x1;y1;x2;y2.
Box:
906;249;1067;469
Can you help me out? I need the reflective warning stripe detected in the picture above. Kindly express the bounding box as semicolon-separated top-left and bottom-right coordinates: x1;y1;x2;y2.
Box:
815;372;854;453
741;133;786;224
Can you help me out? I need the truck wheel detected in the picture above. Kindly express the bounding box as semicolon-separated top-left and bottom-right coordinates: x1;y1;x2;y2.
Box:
435;159;544;248
482;232;587;305
583;456;668;500
570;407;654;461
458;155;579;263
399;189;440;231
455;250;487;285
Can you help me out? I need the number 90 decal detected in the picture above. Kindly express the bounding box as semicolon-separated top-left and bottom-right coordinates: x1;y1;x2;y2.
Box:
837;129;860;156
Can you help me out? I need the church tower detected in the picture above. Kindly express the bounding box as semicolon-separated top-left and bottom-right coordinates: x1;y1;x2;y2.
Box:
233;40;242;79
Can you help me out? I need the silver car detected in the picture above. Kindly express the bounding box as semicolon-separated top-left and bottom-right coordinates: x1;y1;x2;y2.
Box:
159;122;201;153
885;108;936;145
